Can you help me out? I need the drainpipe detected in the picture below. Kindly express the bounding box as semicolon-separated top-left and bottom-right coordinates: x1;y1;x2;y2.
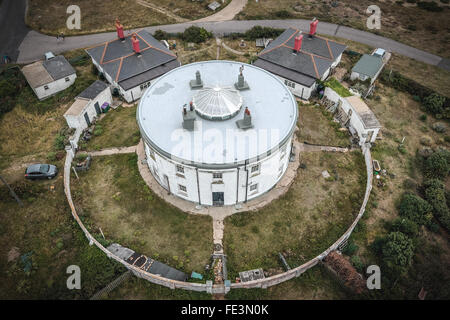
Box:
244;160;249;203
236;167;240;204
196;168;201;205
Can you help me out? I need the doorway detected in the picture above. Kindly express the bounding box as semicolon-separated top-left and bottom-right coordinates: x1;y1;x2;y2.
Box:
212;192;224;206
84;112;91;127
94;102;101;115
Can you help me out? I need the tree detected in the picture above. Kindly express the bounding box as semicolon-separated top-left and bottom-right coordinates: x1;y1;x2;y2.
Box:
390;218;419;237
397;193;433;226
182;26;212;43
423;93;445;115
424;150;450;180
381;232;415;275
153;29;168;41
424;179;450;231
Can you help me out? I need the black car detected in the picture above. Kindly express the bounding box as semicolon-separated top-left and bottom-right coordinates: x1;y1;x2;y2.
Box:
25;164;58;180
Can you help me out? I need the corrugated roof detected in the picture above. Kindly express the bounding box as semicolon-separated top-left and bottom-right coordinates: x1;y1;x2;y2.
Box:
256;28;347;82
351;54;383;78
21;61;53;88
86;29;179;89
77;80;109;100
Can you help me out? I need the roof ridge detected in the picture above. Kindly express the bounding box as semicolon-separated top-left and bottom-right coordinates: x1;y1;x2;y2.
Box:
259;28;298;57
115;57;124;82
135;32;177;58
310;54;320;78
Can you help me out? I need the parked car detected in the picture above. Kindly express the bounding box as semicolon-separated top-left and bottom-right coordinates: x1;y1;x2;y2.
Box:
25;164;58;180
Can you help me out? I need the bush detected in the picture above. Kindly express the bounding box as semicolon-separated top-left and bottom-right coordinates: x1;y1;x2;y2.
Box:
398;193;433;226
424;179;450;230
424;150;450;180
47;152;57;161
423;93;446;115
243;26;285;40
419;114;427;121
181;26;212;43
342;241;358;256
390;218;419;237
381;232;415;275
350;255;364;272
432;122;446;133
274;10;293;18
153;29;168;41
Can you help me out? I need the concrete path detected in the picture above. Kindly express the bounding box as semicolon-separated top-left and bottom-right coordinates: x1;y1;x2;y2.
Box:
298;143;349;153
16;18;449;71
193;0;248;23
85;146;137;157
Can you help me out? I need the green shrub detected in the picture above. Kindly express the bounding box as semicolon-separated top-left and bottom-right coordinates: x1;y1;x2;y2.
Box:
153;29;168;41
390;218;419;237
343;241;358;255
417;1;444;11
419;114;427;121
423;93;446;115
243;26;285;40
181;26;212;43
424;150;450;179
47;152;57;161
424;179;450;231
398;193;433;226
381;232;415;275
350;255;364;272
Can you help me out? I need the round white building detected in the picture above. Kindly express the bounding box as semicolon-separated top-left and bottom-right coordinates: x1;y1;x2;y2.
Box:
137;61;298;206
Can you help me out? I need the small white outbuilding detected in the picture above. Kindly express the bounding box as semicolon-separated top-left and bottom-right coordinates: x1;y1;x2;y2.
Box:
64;80;112;130
21;55;77;100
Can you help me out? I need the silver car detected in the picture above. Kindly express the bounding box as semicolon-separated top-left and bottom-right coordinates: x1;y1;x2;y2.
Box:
25;164;58;180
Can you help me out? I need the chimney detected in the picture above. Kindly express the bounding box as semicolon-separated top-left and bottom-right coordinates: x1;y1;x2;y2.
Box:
115;18;125;41
293;34;303;53
132;34;141;55
235;65;249;90
182;103;196;131
190;70;203;89
309;18;318;37
236;107;253;130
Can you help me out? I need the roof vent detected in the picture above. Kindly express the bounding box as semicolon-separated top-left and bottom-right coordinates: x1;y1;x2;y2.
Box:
236;107;253;130
234;65;249;91
190;70;203;89
182;102;196;130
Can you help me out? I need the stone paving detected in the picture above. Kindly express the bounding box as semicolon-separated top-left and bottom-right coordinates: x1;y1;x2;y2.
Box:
85;145;137;157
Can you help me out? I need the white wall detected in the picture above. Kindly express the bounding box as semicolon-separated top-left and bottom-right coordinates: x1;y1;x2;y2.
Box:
34;73;77;100
324;87;380;145
276;76;316;100
144;137;293;206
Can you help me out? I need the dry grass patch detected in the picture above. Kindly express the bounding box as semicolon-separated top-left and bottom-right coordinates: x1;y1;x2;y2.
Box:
223;151;366;278
71;153;213;273
83;105;140;151
238;0;450;58
297;102;351;147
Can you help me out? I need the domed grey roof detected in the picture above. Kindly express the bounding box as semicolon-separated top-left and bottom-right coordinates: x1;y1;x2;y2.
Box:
192;86;243;120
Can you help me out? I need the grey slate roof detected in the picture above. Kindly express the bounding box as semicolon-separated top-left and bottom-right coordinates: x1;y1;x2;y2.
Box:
86;29;179;90
253;59;316;87
42;55;76;80
77;80;109;100
351;54;383;78
256;28;347;86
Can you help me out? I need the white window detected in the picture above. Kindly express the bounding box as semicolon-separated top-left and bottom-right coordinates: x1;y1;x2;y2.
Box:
249;184;258;192
284;79;296;88
140;81;151;91
44;85;49;90
213;172;222;179
251;164;260;174
176;165;184;174
65;77;70;82
178;184;187;192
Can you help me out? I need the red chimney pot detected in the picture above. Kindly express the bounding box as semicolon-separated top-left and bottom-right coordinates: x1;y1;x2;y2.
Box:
294;34;303;53
310;19;318;36
132;34;141;54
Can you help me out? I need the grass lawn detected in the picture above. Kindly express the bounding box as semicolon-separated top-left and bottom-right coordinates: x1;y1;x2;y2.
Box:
297;102;351;147
237;0;450;58
71;153;213;274
0;176;127;299
83;105;140;151
223;151;366;279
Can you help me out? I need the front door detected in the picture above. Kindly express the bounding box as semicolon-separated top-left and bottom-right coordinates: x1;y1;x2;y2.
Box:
84;112;91;127
212;192;224;206
94;102;101;115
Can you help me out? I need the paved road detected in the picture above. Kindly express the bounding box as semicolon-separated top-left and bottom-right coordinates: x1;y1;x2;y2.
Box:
7;0;449;72
0;0;29;62
193;0;247;23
